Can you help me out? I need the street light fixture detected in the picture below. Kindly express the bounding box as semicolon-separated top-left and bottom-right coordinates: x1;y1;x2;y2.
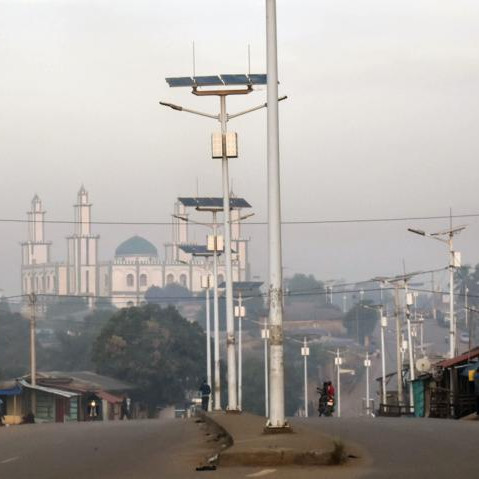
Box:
362;301;388;408
364;352;372;416
408;224;466;359
201;273;213;412
162;80;286;414
301;337;310;417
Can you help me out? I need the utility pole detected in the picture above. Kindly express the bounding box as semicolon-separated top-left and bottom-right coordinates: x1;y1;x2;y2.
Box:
201;273;212;411
212;212;221;410
262;316;270;418
394;285;404;405
28;292;37;415
266;0;287;430
335;349;342;418
301;337;310;417
405;285;415;411
364;352;371;416
235;292;245;411
380;306;388;408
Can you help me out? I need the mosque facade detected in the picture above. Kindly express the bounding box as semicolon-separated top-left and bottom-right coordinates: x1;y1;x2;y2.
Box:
21;187;251;308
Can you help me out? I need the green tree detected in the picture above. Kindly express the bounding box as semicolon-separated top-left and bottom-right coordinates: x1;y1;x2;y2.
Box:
92;304;206;411
0;311;31;380
284;274;326;305
343;301;378;345
41;309;113;371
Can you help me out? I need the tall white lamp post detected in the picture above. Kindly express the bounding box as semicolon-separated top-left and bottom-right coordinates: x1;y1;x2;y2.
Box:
335;349;343;418
364;352;372;416
262;317;270;418
234;296;246;411
301;337;310;417
201;273;213;411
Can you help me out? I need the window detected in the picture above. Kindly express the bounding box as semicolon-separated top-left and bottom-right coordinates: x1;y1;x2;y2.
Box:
104;275;109;287
140;274;147;287
47;276;50;290
179;274;187;287
86;270;90;293
126;274;134;287
217;274;224;286
166;273;174;285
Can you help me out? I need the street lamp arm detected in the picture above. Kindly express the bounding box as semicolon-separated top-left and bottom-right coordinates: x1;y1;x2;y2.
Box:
229;212;255;223
408;227;448;244
159;101;218;120
228;95;288;120
172;214;212;229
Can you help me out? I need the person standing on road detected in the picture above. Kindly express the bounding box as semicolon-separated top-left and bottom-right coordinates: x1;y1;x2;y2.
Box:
199;379;211;411
474;367;479;415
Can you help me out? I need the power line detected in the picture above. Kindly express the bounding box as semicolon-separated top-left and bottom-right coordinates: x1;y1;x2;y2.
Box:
1;212;479;227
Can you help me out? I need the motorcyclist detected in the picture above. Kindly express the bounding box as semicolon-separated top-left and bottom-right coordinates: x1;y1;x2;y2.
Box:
317;381;335;416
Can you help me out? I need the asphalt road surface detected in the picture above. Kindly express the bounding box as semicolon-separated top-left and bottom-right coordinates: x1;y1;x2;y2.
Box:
0;418;215;479
1;416;477;479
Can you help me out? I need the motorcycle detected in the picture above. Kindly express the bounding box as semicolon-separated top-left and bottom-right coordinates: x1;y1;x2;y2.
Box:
317;388;335;417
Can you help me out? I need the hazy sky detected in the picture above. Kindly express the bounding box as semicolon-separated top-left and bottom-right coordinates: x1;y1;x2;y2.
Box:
1;0;479;296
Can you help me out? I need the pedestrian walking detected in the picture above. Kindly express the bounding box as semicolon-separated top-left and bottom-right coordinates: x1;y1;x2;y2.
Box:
199;379;211;412
0;397;4;426
474;366;479;415
121;396;130;420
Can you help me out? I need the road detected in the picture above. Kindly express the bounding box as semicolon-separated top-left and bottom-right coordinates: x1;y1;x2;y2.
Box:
0;418;215;479
0;415;477;479
296;416;479;479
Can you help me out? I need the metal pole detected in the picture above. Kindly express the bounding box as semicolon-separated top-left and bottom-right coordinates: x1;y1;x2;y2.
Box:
29;292;37;415
266;0;286;428
238;292;243;411
303;336;308;418
336;349;341;418
405;285;415;411
380;307;387;407
212;212;221;410
365;352;370;416
219;95;237;411
449;234;455;359
394;286;403;404
263;316;269;418
205;278;212;411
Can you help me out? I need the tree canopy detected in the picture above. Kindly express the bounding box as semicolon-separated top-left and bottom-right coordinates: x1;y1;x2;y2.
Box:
284;274;326;305
92;304;206;409
0;311;31;380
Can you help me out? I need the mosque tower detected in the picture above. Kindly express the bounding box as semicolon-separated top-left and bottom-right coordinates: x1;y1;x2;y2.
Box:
21;194;51;267
66;186;99;296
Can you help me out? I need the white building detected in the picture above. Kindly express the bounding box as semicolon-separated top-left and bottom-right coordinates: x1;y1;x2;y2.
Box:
21;187;251;308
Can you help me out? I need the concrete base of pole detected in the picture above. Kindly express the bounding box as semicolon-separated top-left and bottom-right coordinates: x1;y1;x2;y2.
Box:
263;423;293;434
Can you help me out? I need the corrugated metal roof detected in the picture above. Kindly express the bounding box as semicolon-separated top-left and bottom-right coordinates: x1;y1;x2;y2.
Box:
436;347;479;369
97;390;123;403
19;380;79;398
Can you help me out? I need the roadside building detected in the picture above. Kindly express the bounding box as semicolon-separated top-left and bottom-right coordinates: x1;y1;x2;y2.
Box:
0;371;134;424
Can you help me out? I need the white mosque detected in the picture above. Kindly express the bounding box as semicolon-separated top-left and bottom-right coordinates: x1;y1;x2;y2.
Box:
21;187;251;308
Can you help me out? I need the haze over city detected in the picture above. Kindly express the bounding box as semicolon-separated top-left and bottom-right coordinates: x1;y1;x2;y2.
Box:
0;0;478;296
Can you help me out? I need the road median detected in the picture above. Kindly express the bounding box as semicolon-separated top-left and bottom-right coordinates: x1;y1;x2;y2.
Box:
201;411;350;467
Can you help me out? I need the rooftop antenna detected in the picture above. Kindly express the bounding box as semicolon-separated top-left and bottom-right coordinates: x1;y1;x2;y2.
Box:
196;176;199;197
192;41;196;77
247;44;251;75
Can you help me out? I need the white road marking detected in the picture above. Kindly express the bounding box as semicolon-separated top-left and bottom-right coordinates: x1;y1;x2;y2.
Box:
1;456;19;464
246;469;277;478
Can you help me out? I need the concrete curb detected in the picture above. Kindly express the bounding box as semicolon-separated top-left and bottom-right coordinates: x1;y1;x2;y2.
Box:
200;412;347;467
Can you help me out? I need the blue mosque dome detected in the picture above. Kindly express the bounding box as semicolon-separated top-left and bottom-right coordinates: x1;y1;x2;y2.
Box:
115;235;158;257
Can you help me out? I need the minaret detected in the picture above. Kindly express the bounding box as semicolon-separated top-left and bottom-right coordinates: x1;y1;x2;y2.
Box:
21;195;51;266
66;186;99;297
